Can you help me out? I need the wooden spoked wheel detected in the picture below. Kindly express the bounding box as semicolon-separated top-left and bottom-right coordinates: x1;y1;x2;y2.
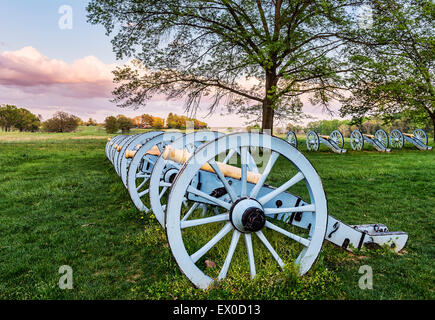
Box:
306;131;319;151
120;131;163;187
374;129;389;149
286;130;298;149
165;133;328;289
329;130;344;149
149;131;225;226
389;129;404;149
350;130;364;151
127;132;184;213
413;129;428;145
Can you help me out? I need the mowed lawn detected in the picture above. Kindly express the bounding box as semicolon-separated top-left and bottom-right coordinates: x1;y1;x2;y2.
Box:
0;127;434;299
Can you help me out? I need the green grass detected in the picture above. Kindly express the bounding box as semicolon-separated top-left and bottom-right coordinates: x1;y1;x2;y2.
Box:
0;126;153;143
0;129;434;299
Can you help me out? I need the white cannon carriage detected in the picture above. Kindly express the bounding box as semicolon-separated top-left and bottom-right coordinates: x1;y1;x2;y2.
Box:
306;130;347;153
350;129;391;152
106;131;408;289
389;129;432;151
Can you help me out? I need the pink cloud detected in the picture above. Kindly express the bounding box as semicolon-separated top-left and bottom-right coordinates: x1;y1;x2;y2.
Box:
0;47;117;98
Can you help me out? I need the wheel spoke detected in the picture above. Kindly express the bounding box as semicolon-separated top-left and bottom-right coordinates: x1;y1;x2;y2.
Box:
244;233;256;279
250;151;279;198
190;222;233;263
208;159;238;202
159;186;168;198
180;213;229;229
136;173;150;179
264;204;315;215
138;188;149;198
265;221;310;247
255;230;285;269
187;186;232;210
223;149;236;164
258;171;305;205
218;230;241;280
181;202;199;222
240;146;248;197
136;177;149;191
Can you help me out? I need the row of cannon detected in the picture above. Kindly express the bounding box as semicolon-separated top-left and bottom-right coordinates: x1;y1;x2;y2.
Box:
286;128;432;153
106;131;408;289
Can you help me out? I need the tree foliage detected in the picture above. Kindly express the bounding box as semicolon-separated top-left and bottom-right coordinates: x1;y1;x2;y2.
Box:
134;114;165;129
87;0;363;133
166;113;208;129
85;118;98;126
0;104;41;132
340;0;434;137
42;111;80;133
117;115;135;133
104;116;119;133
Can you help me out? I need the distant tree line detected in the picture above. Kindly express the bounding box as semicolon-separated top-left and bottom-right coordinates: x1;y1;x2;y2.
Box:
166;113;208;130
104;115;135;134
133;114;164;129
104;113;209;133
0;105;85;133
0;105;41;132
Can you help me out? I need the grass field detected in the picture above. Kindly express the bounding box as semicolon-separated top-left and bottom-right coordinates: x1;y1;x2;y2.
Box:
0;126;434;299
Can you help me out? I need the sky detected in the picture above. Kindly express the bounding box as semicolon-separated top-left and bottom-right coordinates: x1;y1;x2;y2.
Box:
0;0;343;127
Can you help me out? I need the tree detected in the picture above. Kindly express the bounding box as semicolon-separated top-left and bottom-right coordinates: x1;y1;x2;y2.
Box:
104;116;119;133
0;105;41;132
165;113;207;129
42;111;80;132
0;105;20;131
15;108;41;132
340;0;434;138
87;0;361;133
86;118;98;126
116;114;135;133
151;116;164;129
140;114;154;128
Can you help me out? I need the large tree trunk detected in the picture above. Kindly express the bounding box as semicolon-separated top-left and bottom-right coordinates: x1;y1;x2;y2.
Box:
262;72;278;135
262;100;274;134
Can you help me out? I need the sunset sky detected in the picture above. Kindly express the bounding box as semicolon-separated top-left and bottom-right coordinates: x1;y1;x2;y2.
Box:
0;0;342;127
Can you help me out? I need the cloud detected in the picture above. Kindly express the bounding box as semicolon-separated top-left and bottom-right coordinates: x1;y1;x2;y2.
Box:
0;46;117;98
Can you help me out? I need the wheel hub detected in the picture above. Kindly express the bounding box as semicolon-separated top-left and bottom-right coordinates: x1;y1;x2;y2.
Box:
230;198;266;233
164;168;179;184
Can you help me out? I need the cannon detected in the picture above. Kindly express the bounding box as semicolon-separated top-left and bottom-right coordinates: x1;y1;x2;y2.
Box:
389;129;432;151
350;129;391;152
105;131;408;289
306;130;346;153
